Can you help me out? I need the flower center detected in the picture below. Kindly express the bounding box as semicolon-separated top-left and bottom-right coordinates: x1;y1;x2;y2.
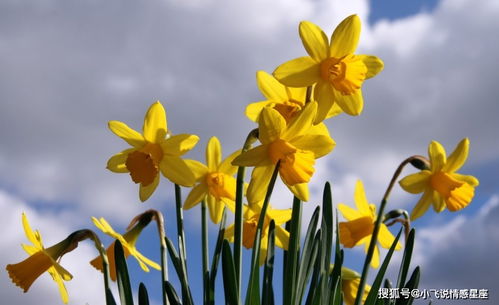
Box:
268;139;315;185
205;172;236;200
273;100;302;123
242;215;270;249
339;216;374;248
319;55;367;94
430;171;475;211
125;143;163;186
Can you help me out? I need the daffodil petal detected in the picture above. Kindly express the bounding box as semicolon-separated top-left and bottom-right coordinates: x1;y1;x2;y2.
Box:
330;15;361;58
337;203;363;221
267;208;292;224
22;213;41;248
283;101;317;139
232;145;271;167
51;261;73;281
370;245;380;268
107;148;135;173
206;136;222;171
325;102;343;119
275;226;290;250
185;159;209;181
259;107;286;144
160;156;195;186
161;134;199;157
257;70;289;101
108;121;145;148
221;198;236;213
273;57;321;87
224;224;235;241
139;174;159;202
443;138;469;173
410;190;433;220
299;21;329;62
432;191;446;213
218;149;242;176
354;180;372;215
21;244;38;255
452;173;479;187
358;55;384;79
290;134;335;158
287;182;309;202
184;183;208;210
378;225;402;250
207;195;225;224
143;101;167;143
246;101;270;122
334;88;363;116
134;251;161;270
247;165;274;205
313;81;335;124
287;87;307;105
399;171;431;194
47;268;69;304
428;141;446;172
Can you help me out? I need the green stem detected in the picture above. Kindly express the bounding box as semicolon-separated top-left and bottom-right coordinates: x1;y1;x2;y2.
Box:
234;128;259;300
354;156;422;305
202;201;210;305
174;183;192;305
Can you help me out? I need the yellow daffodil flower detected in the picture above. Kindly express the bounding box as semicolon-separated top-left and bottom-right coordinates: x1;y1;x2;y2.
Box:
183;136;240;223
89;217;160;281
6;213;74;304
338;180;401;268
338;266;370;305
273;15;384;122
232;101;335;203
107;101;199;201
246;71;341;123
399;138;479;220
224;201;292;265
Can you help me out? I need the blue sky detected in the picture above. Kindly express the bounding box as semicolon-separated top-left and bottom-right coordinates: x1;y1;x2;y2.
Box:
1;0;498;304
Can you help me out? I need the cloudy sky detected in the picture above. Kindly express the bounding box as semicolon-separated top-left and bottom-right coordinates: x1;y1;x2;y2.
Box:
1;0;498;304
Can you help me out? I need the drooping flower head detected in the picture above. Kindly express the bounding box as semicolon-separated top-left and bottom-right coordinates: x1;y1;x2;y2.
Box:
273;15;384;122
338;180;401;268
399;138;479;220
233;101;335;203
225;201;292;265
183;136;240;223
90;216;160;281
107;101;199;201
6;213;76;304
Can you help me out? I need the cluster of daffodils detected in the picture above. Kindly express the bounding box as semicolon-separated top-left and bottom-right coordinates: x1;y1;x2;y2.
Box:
5;14;479;305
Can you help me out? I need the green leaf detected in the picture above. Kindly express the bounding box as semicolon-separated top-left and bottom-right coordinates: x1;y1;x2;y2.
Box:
304;230;323;305
284;196;302;305
222;240;240;305
396;229;415;289
396;267;420;305
320;182;334;304
114;241;134;305
209;210;227;300
164;281;182;305
364;229;403;305
106;288;117;305
262;220;276;305
138;282;149;305
165;236;194;305
296;206;321;303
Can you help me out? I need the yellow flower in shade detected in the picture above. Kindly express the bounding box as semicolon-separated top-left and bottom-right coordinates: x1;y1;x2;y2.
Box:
6;213;74;304
90;217;160;281
333;266;370;305
183;136;240;223
107;101;199;202
245;71;342;124
232;101;335;203
338;180;401;268
399;138;479;220
273;15;384;122
224;201;292;265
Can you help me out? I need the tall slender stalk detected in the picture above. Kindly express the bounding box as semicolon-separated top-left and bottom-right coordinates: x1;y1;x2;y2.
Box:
202;201;210;305
354;156;428;305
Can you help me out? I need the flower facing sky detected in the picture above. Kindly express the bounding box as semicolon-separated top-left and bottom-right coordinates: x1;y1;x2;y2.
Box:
273;15;384;122
338;180;401;268
232;101;335;203
399;138;479;220
224;201;292;265
183;136;240;223
107;101;199;201
6;213;74;304
89;217;160;281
